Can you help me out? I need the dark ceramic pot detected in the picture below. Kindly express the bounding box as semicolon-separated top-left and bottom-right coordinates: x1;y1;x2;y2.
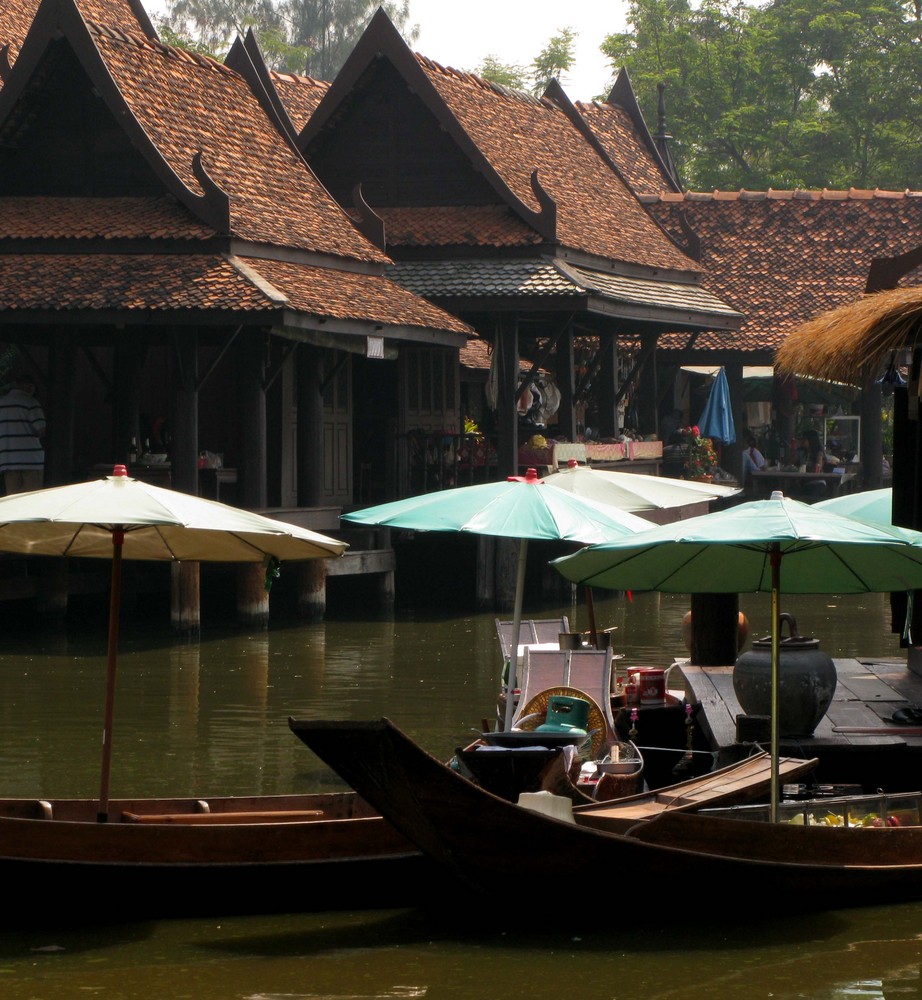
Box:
732;613;837;737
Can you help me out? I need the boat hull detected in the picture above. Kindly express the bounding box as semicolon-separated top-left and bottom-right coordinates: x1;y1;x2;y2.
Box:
0;790;430;922
289;717;922;920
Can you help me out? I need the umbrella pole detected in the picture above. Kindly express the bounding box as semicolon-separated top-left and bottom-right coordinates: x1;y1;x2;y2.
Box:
770;544;781;824
502;539;529;732
98;529;124;823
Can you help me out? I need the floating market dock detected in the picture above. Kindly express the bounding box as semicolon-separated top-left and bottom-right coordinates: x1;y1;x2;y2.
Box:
677;656;922;793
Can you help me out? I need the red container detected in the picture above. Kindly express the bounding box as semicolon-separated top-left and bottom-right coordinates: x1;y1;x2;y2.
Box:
634;668;666;704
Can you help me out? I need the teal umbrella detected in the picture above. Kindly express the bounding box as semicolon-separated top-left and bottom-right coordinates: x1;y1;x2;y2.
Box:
552;490;922;819
814;488;894;528
698;366;736;445
342;469;651;730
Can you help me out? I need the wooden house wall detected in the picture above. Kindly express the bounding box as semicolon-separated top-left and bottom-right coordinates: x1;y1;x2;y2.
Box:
308;61;501;208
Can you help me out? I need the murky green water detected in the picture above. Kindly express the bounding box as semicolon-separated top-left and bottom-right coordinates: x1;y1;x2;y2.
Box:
0;585;916;999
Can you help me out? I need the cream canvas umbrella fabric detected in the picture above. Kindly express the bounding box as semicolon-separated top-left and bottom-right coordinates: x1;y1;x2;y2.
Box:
0;465;347;819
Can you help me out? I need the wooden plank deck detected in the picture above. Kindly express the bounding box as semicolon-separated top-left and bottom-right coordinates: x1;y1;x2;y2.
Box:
675;656;922;792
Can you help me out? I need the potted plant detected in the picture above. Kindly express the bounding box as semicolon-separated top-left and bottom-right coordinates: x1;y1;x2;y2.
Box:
680;425;717;482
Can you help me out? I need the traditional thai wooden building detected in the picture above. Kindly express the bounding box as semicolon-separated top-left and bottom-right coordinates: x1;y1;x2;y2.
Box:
0;0;471;623
282;10;742;492
577;72;922;486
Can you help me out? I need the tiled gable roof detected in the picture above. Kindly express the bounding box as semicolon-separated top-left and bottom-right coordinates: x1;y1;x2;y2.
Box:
0;196;213;239
91;25;388;261
0;0;40;64
271;71;330;133
0;250;471;337
414;56;698;274
391;257;741;329
0;0;146;69
643;189;922;354
377;205;542;248
246;258;471;334
0;253;275;312
576;100;675;196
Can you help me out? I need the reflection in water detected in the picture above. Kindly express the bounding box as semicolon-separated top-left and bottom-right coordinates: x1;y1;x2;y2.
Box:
0;589;914;998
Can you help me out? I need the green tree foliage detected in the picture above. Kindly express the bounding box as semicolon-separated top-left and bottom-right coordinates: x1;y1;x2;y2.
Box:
602;0;922;190
477;28;577;97
159;0;417;78
476;55;530;91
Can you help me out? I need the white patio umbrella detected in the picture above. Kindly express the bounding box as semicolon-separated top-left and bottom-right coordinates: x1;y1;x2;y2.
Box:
542;461;741;514
0;465;347;820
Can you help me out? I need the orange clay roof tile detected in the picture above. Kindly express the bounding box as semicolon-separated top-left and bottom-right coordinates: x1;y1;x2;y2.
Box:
377;205;542;248
644;190;922;354
0;254;274;312
271;71;330;133
414;56;697;274
574;100;673;195
0;250;472;334
0;196;213;239
245;257;471;334
92;26;388;262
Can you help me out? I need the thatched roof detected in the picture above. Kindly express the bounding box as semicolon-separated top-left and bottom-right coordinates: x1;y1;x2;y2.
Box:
775;284;922;383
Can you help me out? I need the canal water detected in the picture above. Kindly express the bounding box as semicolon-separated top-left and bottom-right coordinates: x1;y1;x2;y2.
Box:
0;583;919;1000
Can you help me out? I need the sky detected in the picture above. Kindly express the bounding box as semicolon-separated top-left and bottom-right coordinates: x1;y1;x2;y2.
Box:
141;1;627;103
405;0;626;103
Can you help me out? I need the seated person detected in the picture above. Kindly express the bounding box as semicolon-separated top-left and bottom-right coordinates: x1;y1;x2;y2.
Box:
741;436;766;486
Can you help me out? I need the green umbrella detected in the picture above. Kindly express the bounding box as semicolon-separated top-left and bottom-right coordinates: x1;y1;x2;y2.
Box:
814;488;894;528
342;469;651;730
552;490;922;819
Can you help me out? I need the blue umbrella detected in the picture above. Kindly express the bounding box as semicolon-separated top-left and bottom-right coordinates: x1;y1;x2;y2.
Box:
698;367;736;444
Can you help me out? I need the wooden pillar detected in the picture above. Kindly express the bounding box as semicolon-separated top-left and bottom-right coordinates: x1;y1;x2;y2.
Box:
773;373;798;466
297;559;327;620
476;535;496;608
861;383;883;490
495;315;519;479
555;321;576;441
297;344;324;507
724;360;744;482
237;333;269;625
238;333;268;508
170;562;201;637
596;335;618;439
170;331;199;496
36;557;69;627
46;336;77;487
636;332;658;436
689;593;740;665
170;331;201;636
114;341;145;466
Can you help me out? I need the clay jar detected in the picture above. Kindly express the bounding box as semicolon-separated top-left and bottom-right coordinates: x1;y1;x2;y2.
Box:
732;613;837;737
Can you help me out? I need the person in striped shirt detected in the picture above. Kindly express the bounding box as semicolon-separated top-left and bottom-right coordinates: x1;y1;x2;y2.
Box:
0;372;46;495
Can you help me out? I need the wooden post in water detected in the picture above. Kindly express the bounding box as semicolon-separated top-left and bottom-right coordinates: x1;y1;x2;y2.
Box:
689;593;740;665
237;564;270;628
298;559;327;620
170;562;201;638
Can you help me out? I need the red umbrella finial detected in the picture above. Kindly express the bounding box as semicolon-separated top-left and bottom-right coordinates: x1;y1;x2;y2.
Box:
507;468;541;483
112;465;128;477
567;459;579;468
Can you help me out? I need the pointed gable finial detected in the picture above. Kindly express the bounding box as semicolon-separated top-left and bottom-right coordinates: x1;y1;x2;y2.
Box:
191;151;231;234
652;81;681;191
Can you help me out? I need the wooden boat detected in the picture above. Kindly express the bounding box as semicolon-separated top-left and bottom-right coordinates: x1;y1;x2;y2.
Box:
290;717;922;919
0;789;431;923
